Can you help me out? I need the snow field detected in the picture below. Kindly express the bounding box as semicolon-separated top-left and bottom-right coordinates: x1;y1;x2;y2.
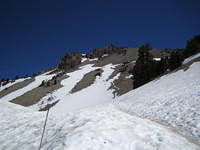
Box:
0;101;199;150
118;62;200;141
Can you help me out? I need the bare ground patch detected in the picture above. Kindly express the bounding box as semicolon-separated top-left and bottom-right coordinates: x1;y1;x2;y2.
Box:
71;69;103;93
109;63;134;96
11;75;68;106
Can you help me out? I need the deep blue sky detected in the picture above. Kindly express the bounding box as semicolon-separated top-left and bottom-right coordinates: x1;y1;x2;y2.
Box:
0;0;200;79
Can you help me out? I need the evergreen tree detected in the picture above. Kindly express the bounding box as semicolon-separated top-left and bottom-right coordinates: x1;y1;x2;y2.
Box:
133;44;154;88
155;57;168;76
169;50;184;71
184;35;200;58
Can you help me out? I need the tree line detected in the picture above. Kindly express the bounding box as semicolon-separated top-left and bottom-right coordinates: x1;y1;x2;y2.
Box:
132;34;200;89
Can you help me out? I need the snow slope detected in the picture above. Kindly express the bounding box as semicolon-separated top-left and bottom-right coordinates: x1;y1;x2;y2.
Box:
30;64;100;110
31;64;119;112
0;78;29;92
1;53;200;149
183;53;200;64
118;62;200;142
51;64;119;114
0;101;199;150
0;71;56;102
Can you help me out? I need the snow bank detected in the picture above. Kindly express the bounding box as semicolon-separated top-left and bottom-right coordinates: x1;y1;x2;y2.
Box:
0;101;199;150
0;71;56;102
118;62;200;141
183;53;200;64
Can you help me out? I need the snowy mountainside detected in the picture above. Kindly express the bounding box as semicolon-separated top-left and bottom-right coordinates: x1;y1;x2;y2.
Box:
30;64;120;112
117;61;200;143
0;101;199;150
0;48;137;111
0;49;200;149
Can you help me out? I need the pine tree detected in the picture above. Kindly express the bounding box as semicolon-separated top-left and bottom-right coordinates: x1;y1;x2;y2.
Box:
184;35;200;58
169;50;184;71
133;44;154;88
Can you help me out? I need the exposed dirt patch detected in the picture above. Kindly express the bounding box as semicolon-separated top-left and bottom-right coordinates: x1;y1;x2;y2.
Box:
71;69;103;93
108;65;121;80
11;75;68;106
0;78;35;99
109;63;134;97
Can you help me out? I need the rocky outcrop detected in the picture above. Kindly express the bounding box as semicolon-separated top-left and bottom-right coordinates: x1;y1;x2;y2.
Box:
58;52;81;71
86;44;127;59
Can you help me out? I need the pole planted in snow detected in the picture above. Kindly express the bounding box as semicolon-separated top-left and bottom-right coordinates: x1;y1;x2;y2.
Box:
39;104;51;150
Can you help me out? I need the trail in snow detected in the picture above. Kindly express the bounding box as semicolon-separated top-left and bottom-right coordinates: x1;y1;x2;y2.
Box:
0;101;199;150
0;71;56;102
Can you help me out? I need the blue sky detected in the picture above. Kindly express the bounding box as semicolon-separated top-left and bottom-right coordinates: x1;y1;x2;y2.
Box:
0;0;200;78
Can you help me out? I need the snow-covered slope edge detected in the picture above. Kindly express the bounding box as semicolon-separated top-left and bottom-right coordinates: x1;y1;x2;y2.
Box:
183;52;200;64
0;101;199;150
117;61;200;143
1;71;56;102
0;78;30;92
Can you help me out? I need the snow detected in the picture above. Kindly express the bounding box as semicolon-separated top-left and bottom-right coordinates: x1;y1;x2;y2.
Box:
153;58;161;61
89;58;98;61
0;78;29;92
102;54;109;57
1;59;200;149
81;57;98;62
0;71;56;102
183;53;200;64
0;101;199;150
125;74;133;79
51;64;118;114
117;62;200;142
81;57;87;62
30;64;99;110
31;64;119;113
